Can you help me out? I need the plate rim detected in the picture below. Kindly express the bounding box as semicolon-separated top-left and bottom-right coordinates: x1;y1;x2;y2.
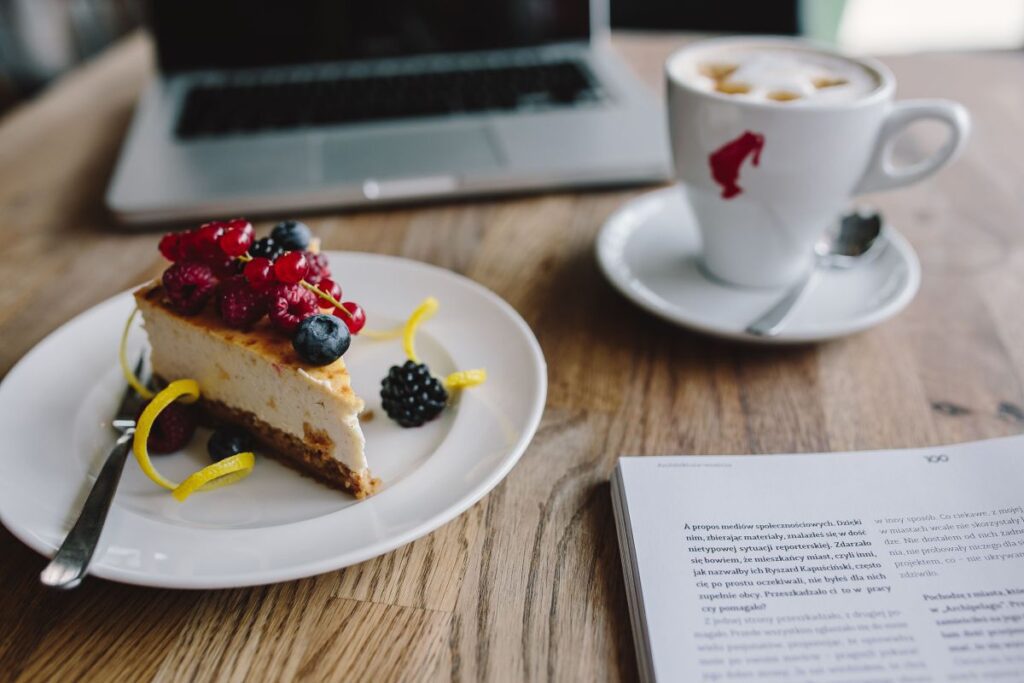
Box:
595;186;921;344
0;252;548;589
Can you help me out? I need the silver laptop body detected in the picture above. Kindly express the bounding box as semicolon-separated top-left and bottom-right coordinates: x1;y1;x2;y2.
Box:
106;0;670;225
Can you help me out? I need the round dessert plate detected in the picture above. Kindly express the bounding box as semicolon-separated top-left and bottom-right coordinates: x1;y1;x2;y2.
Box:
596;187;921;343
0;252;546;589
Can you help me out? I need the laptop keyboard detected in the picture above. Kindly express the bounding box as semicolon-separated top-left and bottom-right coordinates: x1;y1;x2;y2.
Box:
175;60;600;139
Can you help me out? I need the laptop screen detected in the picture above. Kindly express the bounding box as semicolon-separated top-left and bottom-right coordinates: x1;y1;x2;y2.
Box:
150;0;591;72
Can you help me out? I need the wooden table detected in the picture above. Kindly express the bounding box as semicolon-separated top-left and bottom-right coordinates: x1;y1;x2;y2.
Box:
2;32;1024;682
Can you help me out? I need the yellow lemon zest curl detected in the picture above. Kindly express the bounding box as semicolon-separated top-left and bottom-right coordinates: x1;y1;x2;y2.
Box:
170;453;256;502
132;379;255;501
120;307;155;400
361;326;403;341
366;297;487;392
361;297;439;344
402;297;439;363
444;369;487;390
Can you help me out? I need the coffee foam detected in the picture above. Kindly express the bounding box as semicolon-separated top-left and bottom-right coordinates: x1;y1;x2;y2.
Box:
672;44;879;105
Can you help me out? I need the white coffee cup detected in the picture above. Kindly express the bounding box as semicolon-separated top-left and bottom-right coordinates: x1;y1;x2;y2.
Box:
665;36;970;288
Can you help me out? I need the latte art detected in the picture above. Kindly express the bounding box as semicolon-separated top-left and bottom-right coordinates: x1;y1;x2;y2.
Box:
673;45;879;105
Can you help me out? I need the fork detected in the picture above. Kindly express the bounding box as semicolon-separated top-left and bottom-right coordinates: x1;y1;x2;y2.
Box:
39;354;150;589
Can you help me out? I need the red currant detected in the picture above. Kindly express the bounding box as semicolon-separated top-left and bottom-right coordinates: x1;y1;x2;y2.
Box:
243;257;276;288
190;222;227;263
316;278;341;303
177;231;203;260
226;218;253;237
219;228;253;257
196;222;226;247
274;251;308;284
337;301;366;334
158;233;182;261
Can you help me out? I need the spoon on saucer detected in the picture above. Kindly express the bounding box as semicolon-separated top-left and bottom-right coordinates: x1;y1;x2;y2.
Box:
746;210;886;337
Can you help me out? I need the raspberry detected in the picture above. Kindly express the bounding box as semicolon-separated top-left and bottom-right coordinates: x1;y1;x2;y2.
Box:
216;275;267;328
268;283;320;333
336;301;366;334
207;254;242;279
274;251;308;284
303;251;331;285
145;401;199;454
162;261;216;315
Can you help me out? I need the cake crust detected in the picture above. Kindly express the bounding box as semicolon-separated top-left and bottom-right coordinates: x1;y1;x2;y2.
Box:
201;397;380;498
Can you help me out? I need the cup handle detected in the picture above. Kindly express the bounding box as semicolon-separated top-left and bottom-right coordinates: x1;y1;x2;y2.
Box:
855;99;970;194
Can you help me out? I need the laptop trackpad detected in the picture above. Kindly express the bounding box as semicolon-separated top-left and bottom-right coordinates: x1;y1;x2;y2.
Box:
322;125;503;183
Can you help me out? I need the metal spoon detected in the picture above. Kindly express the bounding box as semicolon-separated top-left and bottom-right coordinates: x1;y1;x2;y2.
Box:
745;210;885;337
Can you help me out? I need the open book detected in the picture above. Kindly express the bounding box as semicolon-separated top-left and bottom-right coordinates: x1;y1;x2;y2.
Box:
611;437;1024;682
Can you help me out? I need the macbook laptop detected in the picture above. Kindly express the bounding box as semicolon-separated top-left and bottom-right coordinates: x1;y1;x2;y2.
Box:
106;0;671;225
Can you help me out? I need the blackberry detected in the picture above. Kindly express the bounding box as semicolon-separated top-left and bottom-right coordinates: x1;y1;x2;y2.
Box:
380;361;448;428
248;236;286;262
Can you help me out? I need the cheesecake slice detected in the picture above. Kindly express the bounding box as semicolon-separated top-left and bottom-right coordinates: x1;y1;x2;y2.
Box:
134;282;379;498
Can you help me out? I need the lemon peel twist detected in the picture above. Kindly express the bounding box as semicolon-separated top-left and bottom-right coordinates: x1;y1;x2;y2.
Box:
132;379;255;501
361;326;404;341
120;306;155;400
170;453;256;502
444;369;487;390
367;297;487;393
402;297;439;363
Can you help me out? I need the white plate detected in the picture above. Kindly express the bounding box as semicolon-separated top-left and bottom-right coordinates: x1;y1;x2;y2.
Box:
596;187;921;343
0;252;546;589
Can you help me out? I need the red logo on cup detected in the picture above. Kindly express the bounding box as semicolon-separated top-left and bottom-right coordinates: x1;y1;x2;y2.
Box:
708;131;765;199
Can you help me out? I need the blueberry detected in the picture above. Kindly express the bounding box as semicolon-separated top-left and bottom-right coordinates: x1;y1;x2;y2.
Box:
271;220;312;251
293;314;350;365
207;427;253;462
248;236;285;261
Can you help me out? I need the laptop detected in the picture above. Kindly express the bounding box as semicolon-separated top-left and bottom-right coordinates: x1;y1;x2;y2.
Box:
106;0;671;225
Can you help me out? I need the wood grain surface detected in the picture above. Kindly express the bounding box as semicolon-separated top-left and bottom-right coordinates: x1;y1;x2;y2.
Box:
2;32;1024;682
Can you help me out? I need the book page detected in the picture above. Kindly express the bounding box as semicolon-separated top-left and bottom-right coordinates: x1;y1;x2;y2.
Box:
616;436;1024;682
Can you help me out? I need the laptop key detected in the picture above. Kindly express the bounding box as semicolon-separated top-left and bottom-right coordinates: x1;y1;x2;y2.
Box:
175;60;598;139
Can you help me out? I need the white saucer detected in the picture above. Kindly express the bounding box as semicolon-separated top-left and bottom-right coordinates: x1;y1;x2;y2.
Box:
0;252;547;589
596;187;920;343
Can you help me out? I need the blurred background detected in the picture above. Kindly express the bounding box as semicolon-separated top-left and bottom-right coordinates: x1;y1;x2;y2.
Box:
2;0;1023;115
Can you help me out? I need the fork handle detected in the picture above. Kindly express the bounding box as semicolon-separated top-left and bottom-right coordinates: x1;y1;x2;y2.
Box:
40;431;134;589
